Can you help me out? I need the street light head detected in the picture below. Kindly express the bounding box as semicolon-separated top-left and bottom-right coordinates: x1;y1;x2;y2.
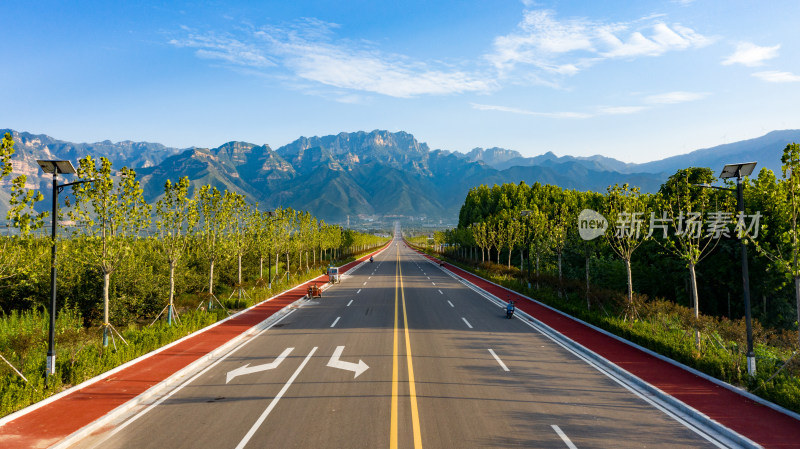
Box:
37;160;76;175
719;162;757;179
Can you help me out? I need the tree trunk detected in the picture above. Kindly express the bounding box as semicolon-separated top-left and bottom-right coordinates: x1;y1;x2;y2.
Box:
520;250;523;272
795;276;800;350
507;247;512;268
689;261;700;350
237;253;243;303
102;269;111;346
286;252;290;280
259;257;263;280
625;258;633;304
208;258;215;310
168;260;175;325
585;255;590;310
558;251;563;282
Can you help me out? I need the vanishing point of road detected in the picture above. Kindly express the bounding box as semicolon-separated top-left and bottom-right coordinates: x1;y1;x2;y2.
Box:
74;239;723;448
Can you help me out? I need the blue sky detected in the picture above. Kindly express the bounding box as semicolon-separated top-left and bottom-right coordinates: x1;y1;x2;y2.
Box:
2;0;799;163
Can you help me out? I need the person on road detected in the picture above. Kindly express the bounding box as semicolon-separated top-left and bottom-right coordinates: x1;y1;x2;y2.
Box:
506;299;515;318
370;256;374;262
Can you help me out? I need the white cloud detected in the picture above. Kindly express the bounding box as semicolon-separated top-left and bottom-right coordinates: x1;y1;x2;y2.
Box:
644;91;710;104
171;21;493;98
597;106;649;115
722;42;780;67
752;71;800;83
169;34;275;68
471;103;592;119
487;9;712;78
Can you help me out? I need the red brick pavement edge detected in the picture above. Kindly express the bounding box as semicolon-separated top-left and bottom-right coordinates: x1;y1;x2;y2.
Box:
0;245;388;449
413;248;800;449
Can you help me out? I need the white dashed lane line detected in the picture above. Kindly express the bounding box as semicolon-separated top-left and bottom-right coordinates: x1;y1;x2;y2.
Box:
346;300;353;307
488;349;510;372
330;317;341;328
447;300;454;308
461;317;473;329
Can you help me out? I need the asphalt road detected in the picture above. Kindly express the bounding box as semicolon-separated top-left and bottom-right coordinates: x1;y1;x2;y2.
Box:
74;239;720;449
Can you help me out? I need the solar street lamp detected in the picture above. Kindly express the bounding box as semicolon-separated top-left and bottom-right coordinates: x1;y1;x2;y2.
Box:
720;162;757;376
694;161;757;376
36;160;94;381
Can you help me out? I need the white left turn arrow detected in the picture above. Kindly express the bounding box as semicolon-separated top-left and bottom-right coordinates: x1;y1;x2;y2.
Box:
226;347;294;383
326;346;369;379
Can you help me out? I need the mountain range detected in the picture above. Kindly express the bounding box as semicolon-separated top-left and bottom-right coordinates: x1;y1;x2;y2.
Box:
2;128;799;223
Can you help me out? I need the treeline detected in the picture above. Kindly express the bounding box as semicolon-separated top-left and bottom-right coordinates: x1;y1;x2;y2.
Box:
0;134;387;330
440;144;800;347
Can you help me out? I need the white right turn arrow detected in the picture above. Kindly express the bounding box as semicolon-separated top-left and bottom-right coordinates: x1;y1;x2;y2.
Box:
326;345;369;379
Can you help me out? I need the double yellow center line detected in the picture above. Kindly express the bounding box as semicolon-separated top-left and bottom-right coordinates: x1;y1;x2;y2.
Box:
391;244;422;449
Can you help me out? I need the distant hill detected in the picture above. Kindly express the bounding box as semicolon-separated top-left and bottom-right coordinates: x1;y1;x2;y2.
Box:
3;128;798;223
465;130;800;177
630;130;800;176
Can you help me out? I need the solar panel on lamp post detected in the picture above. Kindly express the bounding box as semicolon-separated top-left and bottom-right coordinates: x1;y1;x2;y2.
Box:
695;162;758;376
719;162;757;377
36;160;94;382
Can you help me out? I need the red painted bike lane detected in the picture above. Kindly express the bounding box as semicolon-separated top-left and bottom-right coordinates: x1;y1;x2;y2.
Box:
415;250;800;448
0;250;383;449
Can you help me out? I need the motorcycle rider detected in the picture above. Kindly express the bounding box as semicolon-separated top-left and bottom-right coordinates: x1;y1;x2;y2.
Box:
506;299;515;318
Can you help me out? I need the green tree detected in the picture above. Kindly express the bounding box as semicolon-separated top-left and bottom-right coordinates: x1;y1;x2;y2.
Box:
70;157;151;345
154;177;198;325
226;191;250;304
657;168;730;349
195;185;230;309
605;183;649;306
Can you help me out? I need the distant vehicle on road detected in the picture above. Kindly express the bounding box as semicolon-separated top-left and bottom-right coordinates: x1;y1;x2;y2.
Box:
327;266;340;283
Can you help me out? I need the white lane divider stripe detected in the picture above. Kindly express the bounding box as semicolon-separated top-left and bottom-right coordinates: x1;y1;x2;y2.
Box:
236;347;318;449
431;282;436;286
356;289;361;294
551;425;577;449
447;300;454;308
438;289;443;295
488;349;509;372
331;317;341;327
346;300;353;307
363;282;367;286
461;317;473;329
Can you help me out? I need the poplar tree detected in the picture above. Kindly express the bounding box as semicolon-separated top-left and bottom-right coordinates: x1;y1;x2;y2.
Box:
196;185;231;309
70;157;150;346
605;183;649;306
154;177;197;324
657;168;729;349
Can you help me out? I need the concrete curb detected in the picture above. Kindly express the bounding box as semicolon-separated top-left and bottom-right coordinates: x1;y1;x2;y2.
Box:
413;249;763;448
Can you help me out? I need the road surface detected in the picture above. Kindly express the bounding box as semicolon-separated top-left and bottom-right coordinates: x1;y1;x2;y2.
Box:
73;239;721;449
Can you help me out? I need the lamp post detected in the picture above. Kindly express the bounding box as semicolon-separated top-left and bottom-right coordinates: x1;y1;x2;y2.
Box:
36;160;93;381
695;161;757;376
